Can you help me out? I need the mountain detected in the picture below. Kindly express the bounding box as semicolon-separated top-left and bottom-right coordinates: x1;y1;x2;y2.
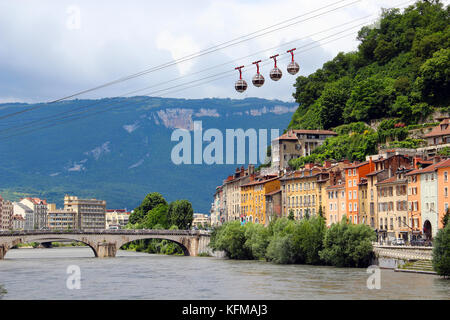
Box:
0;97;296;213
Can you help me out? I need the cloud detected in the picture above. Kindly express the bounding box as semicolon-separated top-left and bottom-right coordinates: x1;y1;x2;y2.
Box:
0;0;404;103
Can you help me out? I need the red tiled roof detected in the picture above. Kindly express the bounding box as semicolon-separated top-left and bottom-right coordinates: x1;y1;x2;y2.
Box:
343;161;369;169
424;119;450;138
406;159;450;175
241;176;279;187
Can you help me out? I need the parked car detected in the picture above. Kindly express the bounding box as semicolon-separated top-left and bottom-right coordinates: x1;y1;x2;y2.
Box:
392;238;405;245
411;239;425;246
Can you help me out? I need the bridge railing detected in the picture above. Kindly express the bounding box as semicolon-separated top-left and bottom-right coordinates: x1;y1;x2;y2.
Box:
0;229;211;236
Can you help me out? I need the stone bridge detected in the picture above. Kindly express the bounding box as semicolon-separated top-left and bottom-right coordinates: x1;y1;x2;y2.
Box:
373;244;433;261
0;229;211;259
372;244;433;269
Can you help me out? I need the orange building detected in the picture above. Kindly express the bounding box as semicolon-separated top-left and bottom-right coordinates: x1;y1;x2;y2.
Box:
241;175;280;225
344;160;375;224
436;158;450;230
406;167;422;239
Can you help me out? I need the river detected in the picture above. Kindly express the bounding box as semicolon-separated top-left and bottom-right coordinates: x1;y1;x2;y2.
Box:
0;247;449;299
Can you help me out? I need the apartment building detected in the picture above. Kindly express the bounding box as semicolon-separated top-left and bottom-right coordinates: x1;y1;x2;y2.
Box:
12;202;34;230
0;196;14;230
376;168;410;241
344;161;375;225
19;197;48;230
271;129;337;170
63;195;106;230
48;208;76;230
105;209;130;229
241;175;280;225
223;165;255;223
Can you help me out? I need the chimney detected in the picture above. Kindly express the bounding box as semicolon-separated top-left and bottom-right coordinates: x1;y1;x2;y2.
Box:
343;159;350;165
324;160;332;169
434;156;441;164
248;164;255;175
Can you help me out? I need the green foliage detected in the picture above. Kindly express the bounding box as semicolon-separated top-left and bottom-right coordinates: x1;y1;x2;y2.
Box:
244;223;270;260
288;210;295;220
143;203;169;229
319;218;376;267
442;208;450;228
432;224;450;277
129;192;167;225
210;220;252;259
168;200;194;230
416;48;450;106
289;1;449;131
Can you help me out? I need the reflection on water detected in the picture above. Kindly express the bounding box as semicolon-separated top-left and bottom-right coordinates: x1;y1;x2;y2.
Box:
0;247;449;300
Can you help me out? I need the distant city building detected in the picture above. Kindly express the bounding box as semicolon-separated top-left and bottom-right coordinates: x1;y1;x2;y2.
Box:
12;202;34;230
47;207;76;230
192;213;210;228
0;196;14;230
12;215;25;230
64;195;106;230
105;209;130;229
19;197;48;230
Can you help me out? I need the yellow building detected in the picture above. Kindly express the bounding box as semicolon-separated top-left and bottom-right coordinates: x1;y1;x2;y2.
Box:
241;176;280;225
280;165;325;220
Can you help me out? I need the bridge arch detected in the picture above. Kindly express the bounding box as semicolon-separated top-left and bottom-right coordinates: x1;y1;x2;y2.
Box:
117;236;191;256
2;236;100;258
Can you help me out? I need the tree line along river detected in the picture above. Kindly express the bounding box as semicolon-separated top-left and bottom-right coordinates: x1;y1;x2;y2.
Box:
0;247;449;300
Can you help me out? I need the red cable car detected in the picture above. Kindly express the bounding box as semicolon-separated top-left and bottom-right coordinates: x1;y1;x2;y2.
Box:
252;60;265;87
287;48;300;75
234;65;247;93
269;54;282;81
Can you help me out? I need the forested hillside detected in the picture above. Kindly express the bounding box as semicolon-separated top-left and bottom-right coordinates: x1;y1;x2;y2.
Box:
288;0;449;167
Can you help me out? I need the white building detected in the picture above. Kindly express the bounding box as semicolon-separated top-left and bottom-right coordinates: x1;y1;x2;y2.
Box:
19;198;48;230
13;202;34;230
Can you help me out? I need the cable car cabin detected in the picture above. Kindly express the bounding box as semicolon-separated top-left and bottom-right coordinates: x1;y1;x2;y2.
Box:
252;73;265;87
270;67;282;81
235;79;248;93
287;61;300;75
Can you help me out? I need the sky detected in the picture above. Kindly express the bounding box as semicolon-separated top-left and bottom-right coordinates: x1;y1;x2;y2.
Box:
0;0;417;103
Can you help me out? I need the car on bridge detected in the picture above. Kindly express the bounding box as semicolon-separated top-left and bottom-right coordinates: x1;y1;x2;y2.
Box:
391;238;405;246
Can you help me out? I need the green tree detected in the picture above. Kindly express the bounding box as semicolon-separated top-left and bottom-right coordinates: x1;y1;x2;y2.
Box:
288;210;295;220
210;221;252;259
432;224;450;277
129;192;167;225
244;223;270;260
168;200;194;230
416;48;450;106
442;208;450;228
143;203;169;229
319;218;376;267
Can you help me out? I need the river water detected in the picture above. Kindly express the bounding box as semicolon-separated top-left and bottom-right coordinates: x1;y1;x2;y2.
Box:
0;247;449;300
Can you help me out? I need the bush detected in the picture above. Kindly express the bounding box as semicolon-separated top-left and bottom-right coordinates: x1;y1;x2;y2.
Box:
210;221;252;259
319;218;375;267
432;225;450;277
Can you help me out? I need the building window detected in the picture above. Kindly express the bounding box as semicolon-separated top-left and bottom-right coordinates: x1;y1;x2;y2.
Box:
445;171;448;182
349;203;352;212
349;191;352;200
348;180;352;187
353;169;356;176
354;203;357;212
